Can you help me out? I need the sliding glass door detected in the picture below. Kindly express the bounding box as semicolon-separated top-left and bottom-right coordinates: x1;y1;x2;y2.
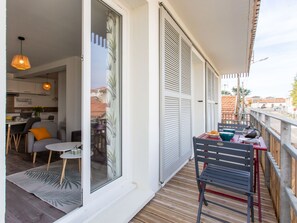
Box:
82;0;122;203
90;0;122;192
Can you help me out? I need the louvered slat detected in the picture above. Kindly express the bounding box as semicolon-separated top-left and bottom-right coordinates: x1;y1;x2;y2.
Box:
164;20;179;93
163;96;180;169
180;98;191;157
181;39;191;95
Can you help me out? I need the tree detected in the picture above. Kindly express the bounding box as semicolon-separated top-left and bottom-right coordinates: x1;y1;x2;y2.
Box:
231;87;251;96
221;90;231;95
290;74;297;107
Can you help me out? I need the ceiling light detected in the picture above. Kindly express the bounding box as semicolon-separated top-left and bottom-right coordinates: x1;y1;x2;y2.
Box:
42;74;52;91
11;36;31;70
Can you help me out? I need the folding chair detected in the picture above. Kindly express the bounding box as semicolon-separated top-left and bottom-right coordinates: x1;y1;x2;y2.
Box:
193;137;254;223
218;122;247;134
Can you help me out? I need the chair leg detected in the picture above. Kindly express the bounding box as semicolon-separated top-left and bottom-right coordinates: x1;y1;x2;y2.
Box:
25;134;28;153
15;134;21;151
33;152;37;164
251;196;254;222
197;183;205;223
246;195;255;223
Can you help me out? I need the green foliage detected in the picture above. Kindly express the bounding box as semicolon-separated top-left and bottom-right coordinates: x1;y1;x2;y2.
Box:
231;87;251;96
290;74;297;107
221;90;231;95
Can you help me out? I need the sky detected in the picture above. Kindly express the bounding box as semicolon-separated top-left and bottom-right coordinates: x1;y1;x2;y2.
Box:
221;0;297;98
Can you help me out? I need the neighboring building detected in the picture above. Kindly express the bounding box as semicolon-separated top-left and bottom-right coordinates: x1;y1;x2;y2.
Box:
248;97;287;109
0;0;260;222
221;95;236;121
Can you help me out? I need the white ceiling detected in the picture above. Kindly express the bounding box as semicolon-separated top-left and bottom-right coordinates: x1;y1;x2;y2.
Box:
7;0;82;74
7;0;256;76
166;0;254;75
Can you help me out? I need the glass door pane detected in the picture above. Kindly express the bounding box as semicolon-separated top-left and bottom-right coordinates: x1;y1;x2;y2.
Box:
90;0;122;192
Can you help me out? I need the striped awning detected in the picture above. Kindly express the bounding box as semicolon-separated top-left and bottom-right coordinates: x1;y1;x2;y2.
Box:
221;73;249;79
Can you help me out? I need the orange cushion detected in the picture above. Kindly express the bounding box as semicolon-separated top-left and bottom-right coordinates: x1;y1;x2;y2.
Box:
29;127;51;141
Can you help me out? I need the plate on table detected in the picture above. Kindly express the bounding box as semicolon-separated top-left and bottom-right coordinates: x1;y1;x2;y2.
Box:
239;137;260;145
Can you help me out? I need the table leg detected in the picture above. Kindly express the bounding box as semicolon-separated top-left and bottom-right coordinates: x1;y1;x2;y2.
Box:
254;157;257;193
256;151;262;222
47;150;52;171
60;159;67;185
78;158;81;173
6;125;11;154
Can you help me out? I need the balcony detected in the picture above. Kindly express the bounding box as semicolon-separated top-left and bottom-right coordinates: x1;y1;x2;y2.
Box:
132;109;297;222
131;159;276;222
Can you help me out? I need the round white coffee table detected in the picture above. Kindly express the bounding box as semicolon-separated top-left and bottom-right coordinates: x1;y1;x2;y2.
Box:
59;149;82;184
45;142;81;171
59;150;93;184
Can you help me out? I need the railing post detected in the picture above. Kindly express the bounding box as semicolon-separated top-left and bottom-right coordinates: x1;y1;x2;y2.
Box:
264;115;271;188
280;121;291;223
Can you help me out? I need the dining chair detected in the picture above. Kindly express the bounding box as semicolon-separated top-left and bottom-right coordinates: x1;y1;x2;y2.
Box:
9;123;26;152
193;137;254;223
20;117;41;152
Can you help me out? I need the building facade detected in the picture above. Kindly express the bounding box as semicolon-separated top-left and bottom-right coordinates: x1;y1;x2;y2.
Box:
0;0;259;222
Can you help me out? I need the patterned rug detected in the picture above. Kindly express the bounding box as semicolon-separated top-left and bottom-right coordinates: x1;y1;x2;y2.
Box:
7;160;82;213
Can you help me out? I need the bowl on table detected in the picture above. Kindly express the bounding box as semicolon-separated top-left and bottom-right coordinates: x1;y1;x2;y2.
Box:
219;132;234;141
222;128;236;134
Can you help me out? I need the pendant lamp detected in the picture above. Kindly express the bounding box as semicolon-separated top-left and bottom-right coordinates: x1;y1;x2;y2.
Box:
42;74;52;91
11;36;31;70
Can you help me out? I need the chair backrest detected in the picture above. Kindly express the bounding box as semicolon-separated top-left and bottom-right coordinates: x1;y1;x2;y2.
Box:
71;130;81;142
48;115;55;120
22;117;41;134
218;122;247;134
193;137;254;189
31;121;58;138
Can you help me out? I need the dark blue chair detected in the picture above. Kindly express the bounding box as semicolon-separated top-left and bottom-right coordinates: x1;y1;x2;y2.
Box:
193;137;254;222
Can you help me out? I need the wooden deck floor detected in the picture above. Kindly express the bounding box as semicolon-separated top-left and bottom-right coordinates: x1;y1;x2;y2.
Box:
131;160;277;223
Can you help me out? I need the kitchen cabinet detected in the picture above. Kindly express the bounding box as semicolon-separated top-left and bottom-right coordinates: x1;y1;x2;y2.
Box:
7;80;19;92
6;79;50;95
18;81;36;94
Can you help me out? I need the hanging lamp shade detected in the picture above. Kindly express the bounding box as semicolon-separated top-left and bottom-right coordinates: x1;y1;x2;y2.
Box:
11;36;31;70
42;74;52;91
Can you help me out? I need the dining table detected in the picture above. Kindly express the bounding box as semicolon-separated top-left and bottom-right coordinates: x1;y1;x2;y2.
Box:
6;120;27;154
198;133;267;222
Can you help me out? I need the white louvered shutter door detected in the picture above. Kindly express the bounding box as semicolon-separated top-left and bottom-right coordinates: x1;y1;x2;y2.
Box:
160;8;192;183
206;64;219;131
180;38;192;158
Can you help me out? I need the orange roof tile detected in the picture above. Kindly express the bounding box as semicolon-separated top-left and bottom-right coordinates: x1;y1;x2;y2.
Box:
221;95;236;113
91;97;107;117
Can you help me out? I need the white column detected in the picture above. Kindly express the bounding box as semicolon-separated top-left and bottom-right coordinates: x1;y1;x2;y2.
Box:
0;0;6;220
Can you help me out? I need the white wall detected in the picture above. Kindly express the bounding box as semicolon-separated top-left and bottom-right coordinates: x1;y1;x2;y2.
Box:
58;71;66;129
130;2;150;189
65;57;81;141
0;0;5;221
192;51;205;136
13;56;81;141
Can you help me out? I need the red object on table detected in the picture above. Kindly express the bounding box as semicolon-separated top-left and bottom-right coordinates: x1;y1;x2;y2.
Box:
198;133;267;222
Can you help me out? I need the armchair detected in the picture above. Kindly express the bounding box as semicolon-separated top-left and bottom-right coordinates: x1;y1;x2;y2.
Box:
27;121;66;163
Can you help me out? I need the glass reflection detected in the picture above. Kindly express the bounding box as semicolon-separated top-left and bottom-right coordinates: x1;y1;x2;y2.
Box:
90;0;121;192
